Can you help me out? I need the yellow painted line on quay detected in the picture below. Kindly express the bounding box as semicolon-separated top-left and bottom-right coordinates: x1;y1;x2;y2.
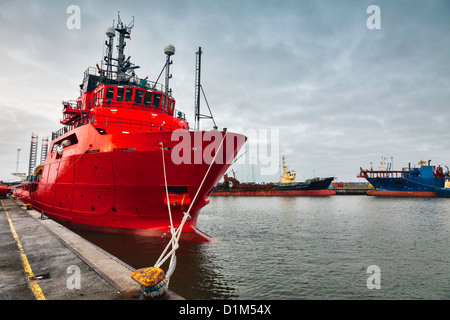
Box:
1;200;46;300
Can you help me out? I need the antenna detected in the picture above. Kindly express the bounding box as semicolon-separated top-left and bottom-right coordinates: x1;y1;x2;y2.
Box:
105;26;115;79
115;13;135;81
194;47;202;131
194;47;217;131
164;44;175;95
104;12;136;82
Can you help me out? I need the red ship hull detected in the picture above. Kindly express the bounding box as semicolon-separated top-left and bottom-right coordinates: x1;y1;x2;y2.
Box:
212;189;336;196
366;190;436;197
0;187;11;197
14;125;245;241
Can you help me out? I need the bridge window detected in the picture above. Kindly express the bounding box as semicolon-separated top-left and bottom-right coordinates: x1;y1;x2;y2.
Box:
169;100;174;111
153;93;161;108
125;88;133;102
144;91;152;106
135;89;144;104
106;87;115;99
116;88;124;101
161;95;166;110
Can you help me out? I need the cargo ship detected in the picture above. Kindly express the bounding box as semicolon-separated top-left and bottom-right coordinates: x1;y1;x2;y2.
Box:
13;15;246;241
211;156;335;196
358;158;449;197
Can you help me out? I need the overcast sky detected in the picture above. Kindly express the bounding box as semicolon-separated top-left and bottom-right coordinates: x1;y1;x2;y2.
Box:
0;0;449;182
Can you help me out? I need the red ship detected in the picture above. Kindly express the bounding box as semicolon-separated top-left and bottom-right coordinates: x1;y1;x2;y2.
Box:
0;181;11;198
14;16;245;242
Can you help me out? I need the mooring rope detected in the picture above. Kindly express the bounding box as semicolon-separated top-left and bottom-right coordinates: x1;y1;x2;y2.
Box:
160;142;175;236
153;131;229;288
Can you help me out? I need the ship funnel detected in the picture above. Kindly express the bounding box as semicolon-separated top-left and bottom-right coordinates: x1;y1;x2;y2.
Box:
106;26;116;38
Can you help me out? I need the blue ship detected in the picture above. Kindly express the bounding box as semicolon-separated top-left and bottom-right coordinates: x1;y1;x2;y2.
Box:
358;159;449;197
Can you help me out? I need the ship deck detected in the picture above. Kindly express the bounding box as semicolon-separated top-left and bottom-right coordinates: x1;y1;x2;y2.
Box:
0;197;183;300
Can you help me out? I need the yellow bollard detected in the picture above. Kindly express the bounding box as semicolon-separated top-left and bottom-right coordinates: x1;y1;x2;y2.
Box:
130;267;165;287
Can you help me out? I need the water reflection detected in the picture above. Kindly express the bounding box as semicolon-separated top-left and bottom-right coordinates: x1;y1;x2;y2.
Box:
75;230;238;299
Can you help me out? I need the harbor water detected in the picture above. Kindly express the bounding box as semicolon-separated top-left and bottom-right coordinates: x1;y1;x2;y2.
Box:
75;196;450;300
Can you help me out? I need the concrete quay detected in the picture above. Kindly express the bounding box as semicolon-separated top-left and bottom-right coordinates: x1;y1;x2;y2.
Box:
0;197;181;300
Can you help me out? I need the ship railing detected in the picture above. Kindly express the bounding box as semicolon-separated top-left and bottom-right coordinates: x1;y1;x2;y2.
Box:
84;66;101;77
83;67;171;97
140;79;172;98
358;168;409;179
88;113;183;133
118;77;172;98
52;112;187;141
85;96;186;120
87;98;177;117
52;127;69;140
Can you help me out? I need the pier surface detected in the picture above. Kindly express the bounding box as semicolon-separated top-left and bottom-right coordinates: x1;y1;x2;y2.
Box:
0;197;181;300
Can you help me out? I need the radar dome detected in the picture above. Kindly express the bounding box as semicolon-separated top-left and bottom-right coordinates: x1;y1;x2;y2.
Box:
106;26;116;38
164;44;175;56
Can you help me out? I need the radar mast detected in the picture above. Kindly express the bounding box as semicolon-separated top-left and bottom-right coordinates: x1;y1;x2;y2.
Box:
104;12;137;82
